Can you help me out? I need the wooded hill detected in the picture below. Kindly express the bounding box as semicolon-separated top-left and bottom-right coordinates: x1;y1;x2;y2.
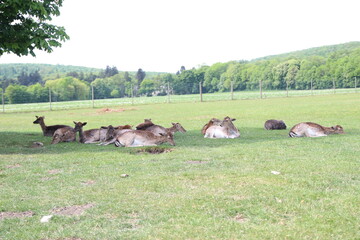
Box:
1;41;359;103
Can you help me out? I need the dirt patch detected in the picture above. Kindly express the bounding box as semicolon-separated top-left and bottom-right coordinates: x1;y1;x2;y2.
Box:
233;213;247;223
81;180;96;185
0;211;34;220
48;169;62;174
186;160;209;164
6;163;21;168
135;147;173;154
51;203;94;216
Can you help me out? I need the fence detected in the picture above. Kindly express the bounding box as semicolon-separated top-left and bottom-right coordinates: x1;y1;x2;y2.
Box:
1;78;359;113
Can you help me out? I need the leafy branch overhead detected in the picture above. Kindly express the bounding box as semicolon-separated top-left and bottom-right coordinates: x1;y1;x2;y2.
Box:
0;0;70;57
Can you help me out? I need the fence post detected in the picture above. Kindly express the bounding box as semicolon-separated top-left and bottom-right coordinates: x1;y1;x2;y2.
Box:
230;81;234;100
333;78;336;94
259;80;262;99
355;76;357;93
131;84;134;105
167;82;170;103
49;88;52;111
2;89;4;113
91;85;94;108
199;81;203;102
286;82;289;97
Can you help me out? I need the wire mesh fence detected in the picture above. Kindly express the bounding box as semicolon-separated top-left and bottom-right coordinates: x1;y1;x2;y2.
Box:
1;80;359;113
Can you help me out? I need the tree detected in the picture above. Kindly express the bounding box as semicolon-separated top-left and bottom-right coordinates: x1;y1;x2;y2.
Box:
0;0;69;57
5;84;31;103
135;69;146;85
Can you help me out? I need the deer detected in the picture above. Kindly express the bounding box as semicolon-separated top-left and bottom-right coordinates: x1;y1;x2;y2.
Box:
139;122;187;136
98;125;133;145
33;116;69;137
201;118;222;135
76;123;115;144
264;119;287;130
204;116;240;139
51;121;85;144
135;119;154;130
114;130;175;147
289;122;344;137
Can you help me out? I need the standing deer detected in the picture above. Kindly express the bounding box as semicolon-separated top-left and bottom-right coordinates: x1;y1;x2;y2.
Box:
114;130;175;147
51;121;85;144
289;122;344;137
33;116;69;137
264;119;287;130
204;116;240;139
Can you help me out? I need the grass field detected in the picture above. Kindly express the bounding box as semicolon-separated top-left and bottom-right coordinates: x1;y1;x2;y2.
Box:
0;93;359;239
1;88;358;113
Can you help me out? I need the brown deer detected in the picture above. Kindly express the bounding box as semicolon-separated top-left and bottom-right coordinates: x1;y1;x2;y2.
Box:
141;122;187;136
264;119;287;130
135;119;154;130
51;121;85;144
289;122;344;137
98;125;133;145
33;116;69;137
204;116;240;139
76;123;114;144
201;118;222;135
114;130;175;147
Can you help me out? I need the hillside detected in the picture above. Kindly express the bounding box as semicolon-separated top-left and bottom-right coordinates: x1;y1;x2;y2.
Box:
253;41;360;61
0;63;101;80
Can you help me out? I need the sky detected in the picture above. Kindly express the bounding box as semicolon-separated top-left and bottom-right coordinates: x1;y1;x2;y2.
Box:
1;0;359;73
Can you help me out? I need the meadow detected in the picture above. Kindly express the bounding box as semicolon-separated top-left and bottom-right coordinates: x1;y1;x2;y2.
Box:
0;93;359;239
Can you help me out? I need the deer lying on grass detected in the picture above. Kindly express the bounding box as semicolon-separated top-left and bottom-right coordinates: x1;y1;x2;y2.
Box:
289;122;344;137
201;118;222;135
98;125;133;145
204;116;240;139
33;116;69;137
51;121;85;144
135;119;154;130
76;123;114;144
264;119;287;130
114;130;175;147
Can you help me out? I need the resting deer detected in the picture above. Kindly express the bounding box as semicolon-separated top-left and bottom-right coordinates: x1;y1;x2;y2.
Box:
204;116;240;139
114;130;175;147
289;122;344;137
33;116;69;137
51;121;85;144
76;123;113;144
98;125;133;145
142;122;187;136
136;119;154;130
264;119;287;130
201;118;222;135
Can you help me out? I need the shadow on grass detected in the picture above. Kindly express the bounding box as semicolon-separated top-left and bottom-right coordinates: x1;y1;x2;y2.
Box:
0;127;356;155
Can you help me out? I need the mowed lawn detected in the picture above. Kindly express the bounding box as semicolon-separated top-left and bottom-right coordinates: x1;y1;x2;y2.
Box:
0;94;359;239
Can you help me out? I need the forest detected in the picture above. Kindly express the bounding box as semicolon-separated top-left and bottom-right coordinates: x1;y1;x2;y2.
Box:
1;42;359;104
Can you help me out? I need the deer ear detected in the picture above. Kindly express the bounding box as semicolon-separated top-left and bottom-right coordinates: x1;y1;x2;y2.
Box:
100;126;107;129
83;122;87;126
35;116;39;118
172;123;176;125
42;116;45;119
231;118;236;121
73;121;77;124
159;133;164;136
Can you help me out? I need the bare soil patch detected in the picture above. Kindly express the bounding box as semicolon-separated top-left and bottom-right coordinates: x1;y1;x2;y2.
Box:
81;180;96;185
0;211;34;220
48;169;62;174
5;163;21;168
51;203;94;216
233;213;247;223
135;147;173;154
186;160;209;164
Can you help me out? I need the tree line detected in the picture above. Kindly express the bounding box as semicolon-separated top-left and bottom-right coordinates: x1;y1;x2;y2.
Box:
1;43;360;104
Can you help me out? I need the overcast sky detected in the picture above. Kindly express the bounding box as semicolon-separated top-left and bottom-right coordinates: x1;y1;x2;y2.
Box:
1;0;359;73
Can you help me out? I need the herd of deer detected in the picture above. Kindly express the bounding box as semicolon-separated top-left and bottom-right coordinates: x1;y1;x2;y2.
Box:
33;116;344;147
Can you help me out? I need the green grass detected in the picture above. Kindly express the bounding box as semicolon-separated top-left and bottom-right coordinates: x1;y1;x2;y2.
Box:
0;93;359;239
1;88;358;113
